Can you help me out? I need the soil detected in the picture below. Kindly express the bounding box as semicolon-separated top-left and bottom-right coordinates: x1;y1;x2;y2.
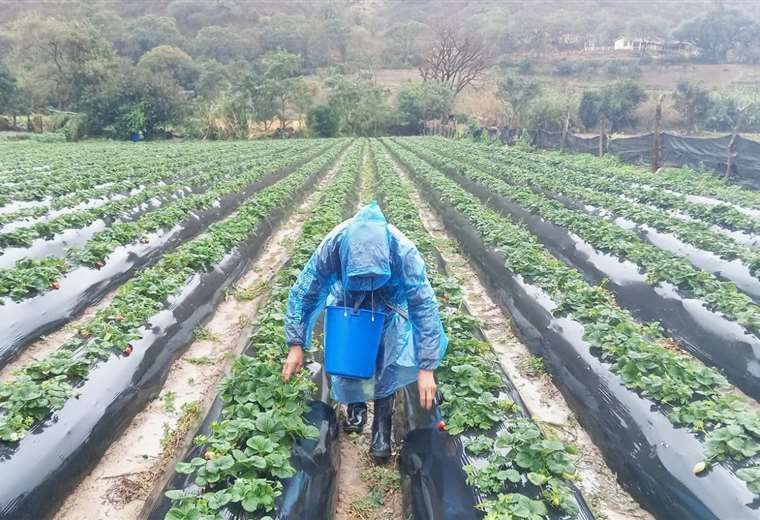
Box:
333;405;404;520
392;152;653;520
53;158;346;520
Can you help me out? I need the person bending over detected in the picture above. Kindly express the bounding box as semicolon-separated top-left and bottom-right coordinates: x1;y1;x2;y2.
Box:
281;201;447;462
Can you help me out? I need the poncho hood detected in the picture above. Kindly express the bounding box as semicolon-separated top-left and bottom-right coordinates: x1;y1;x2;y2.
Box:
339;201;391;292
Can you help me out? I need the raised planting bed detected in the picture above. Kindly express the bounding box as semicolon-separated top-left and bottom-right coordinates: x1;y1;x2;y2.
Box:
0;141;328;368
372;141;595;520
421;138;760;295
386;138;760;520
400;140;760;405
148;141;363;520
0;143;347;520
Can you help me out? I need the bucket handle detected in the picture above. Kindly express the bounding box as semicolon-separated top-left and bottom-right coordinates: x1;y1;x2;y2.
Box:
342;280;377;322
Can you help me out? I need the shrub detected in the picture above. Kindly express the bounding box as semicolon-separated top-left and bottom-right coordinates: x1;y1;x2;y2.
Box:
307;104;340;137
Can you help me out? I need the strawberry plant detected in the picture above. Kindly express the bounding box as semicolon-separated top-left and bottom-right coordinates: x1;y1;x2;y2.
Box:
421;138;760;277
384;137;760;498
0;142;322;302
164;140;362;517
403;141;760;338
0;141;346;443
370;141;585;517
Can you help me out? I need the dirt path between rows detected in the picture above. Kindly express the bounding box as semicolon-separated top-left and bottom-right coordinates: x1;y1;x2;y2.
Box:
334;403;404;520
393;153;652;520
54;156;347;520
333;145;404;520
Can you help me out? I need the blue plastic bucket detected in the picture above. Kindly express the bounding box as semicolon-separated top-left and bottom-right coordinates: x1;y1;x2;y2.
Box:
324;305;387;379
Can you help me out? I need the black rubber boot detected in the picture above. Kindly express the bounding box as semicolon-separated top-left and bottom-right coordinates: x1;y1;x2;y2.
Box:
342;402;368;434
370;394;394;463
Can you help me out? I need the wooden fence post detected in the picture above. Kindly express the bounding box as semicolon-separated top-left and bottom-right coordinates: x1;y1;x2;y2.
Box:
726;108;746;179
653;95;664;172
726;132;738;180
560;110;570;152
598;120;606;157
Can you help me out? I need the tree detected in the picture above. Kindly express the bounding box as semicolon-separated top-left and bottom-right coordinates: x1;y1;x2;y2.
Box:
603;81;646;131
323;74;390;135
118;15;184;62
307;104;340;137
194;59;232;98
138;45;199;90
674;8;757;63
498;75;543;126
397;81;454;132
419;24;489;96
168;0;246;33
524;90;578;132
383;22;430;67
672;81;712;133
259;50;307;129
578;91;602;129
5;16;116;110
80;61;187;138
578;81;646;132
0;63;18;113
236;51;309;131
193;26;256;64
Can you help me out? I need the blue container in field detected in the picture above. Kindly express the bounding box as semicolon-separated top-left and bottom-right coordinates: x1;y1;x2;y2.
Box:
324;305;387;379
130;132;141;142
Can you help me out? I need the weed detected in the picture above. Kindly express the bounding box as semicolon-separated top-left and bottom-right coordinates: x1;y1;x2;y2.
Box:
349;489;385;518
160;422;174;449
522;355;545;376
237;314;250;329
231;283;264;301
162;391;176;413
192;326;219;341
185;356;213;365
361;467;401;494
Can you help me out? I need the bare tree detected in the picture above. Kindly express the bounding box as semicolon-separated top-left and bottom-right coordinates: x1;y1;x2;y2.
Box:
419;24;489;97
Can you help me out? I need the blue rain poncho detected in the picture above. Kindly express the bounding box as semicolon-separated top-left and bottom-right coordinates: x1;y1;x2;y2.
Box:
285;202;448;403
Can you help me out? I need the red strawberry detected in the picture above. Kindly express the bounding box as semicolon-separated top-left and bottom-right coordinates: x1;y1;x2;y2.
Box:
95;260;105;269
51;281;61;290
435;420;446;431
122;344;134;356
115;315;125;322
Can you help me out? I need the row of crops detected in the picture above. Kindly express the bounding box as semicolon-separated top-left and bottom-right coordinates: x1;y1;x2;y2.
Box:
385;136;760;519
0;136;759;519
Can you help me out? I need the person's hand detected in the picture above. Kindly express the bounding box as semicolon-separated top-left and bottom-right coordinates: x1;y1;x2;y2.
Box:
282;345;304;381
418;369;436;410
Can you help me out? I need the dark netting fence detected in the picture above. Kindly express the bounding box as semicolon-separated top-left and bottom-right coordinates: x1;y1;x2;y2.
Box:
485;128;760;191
